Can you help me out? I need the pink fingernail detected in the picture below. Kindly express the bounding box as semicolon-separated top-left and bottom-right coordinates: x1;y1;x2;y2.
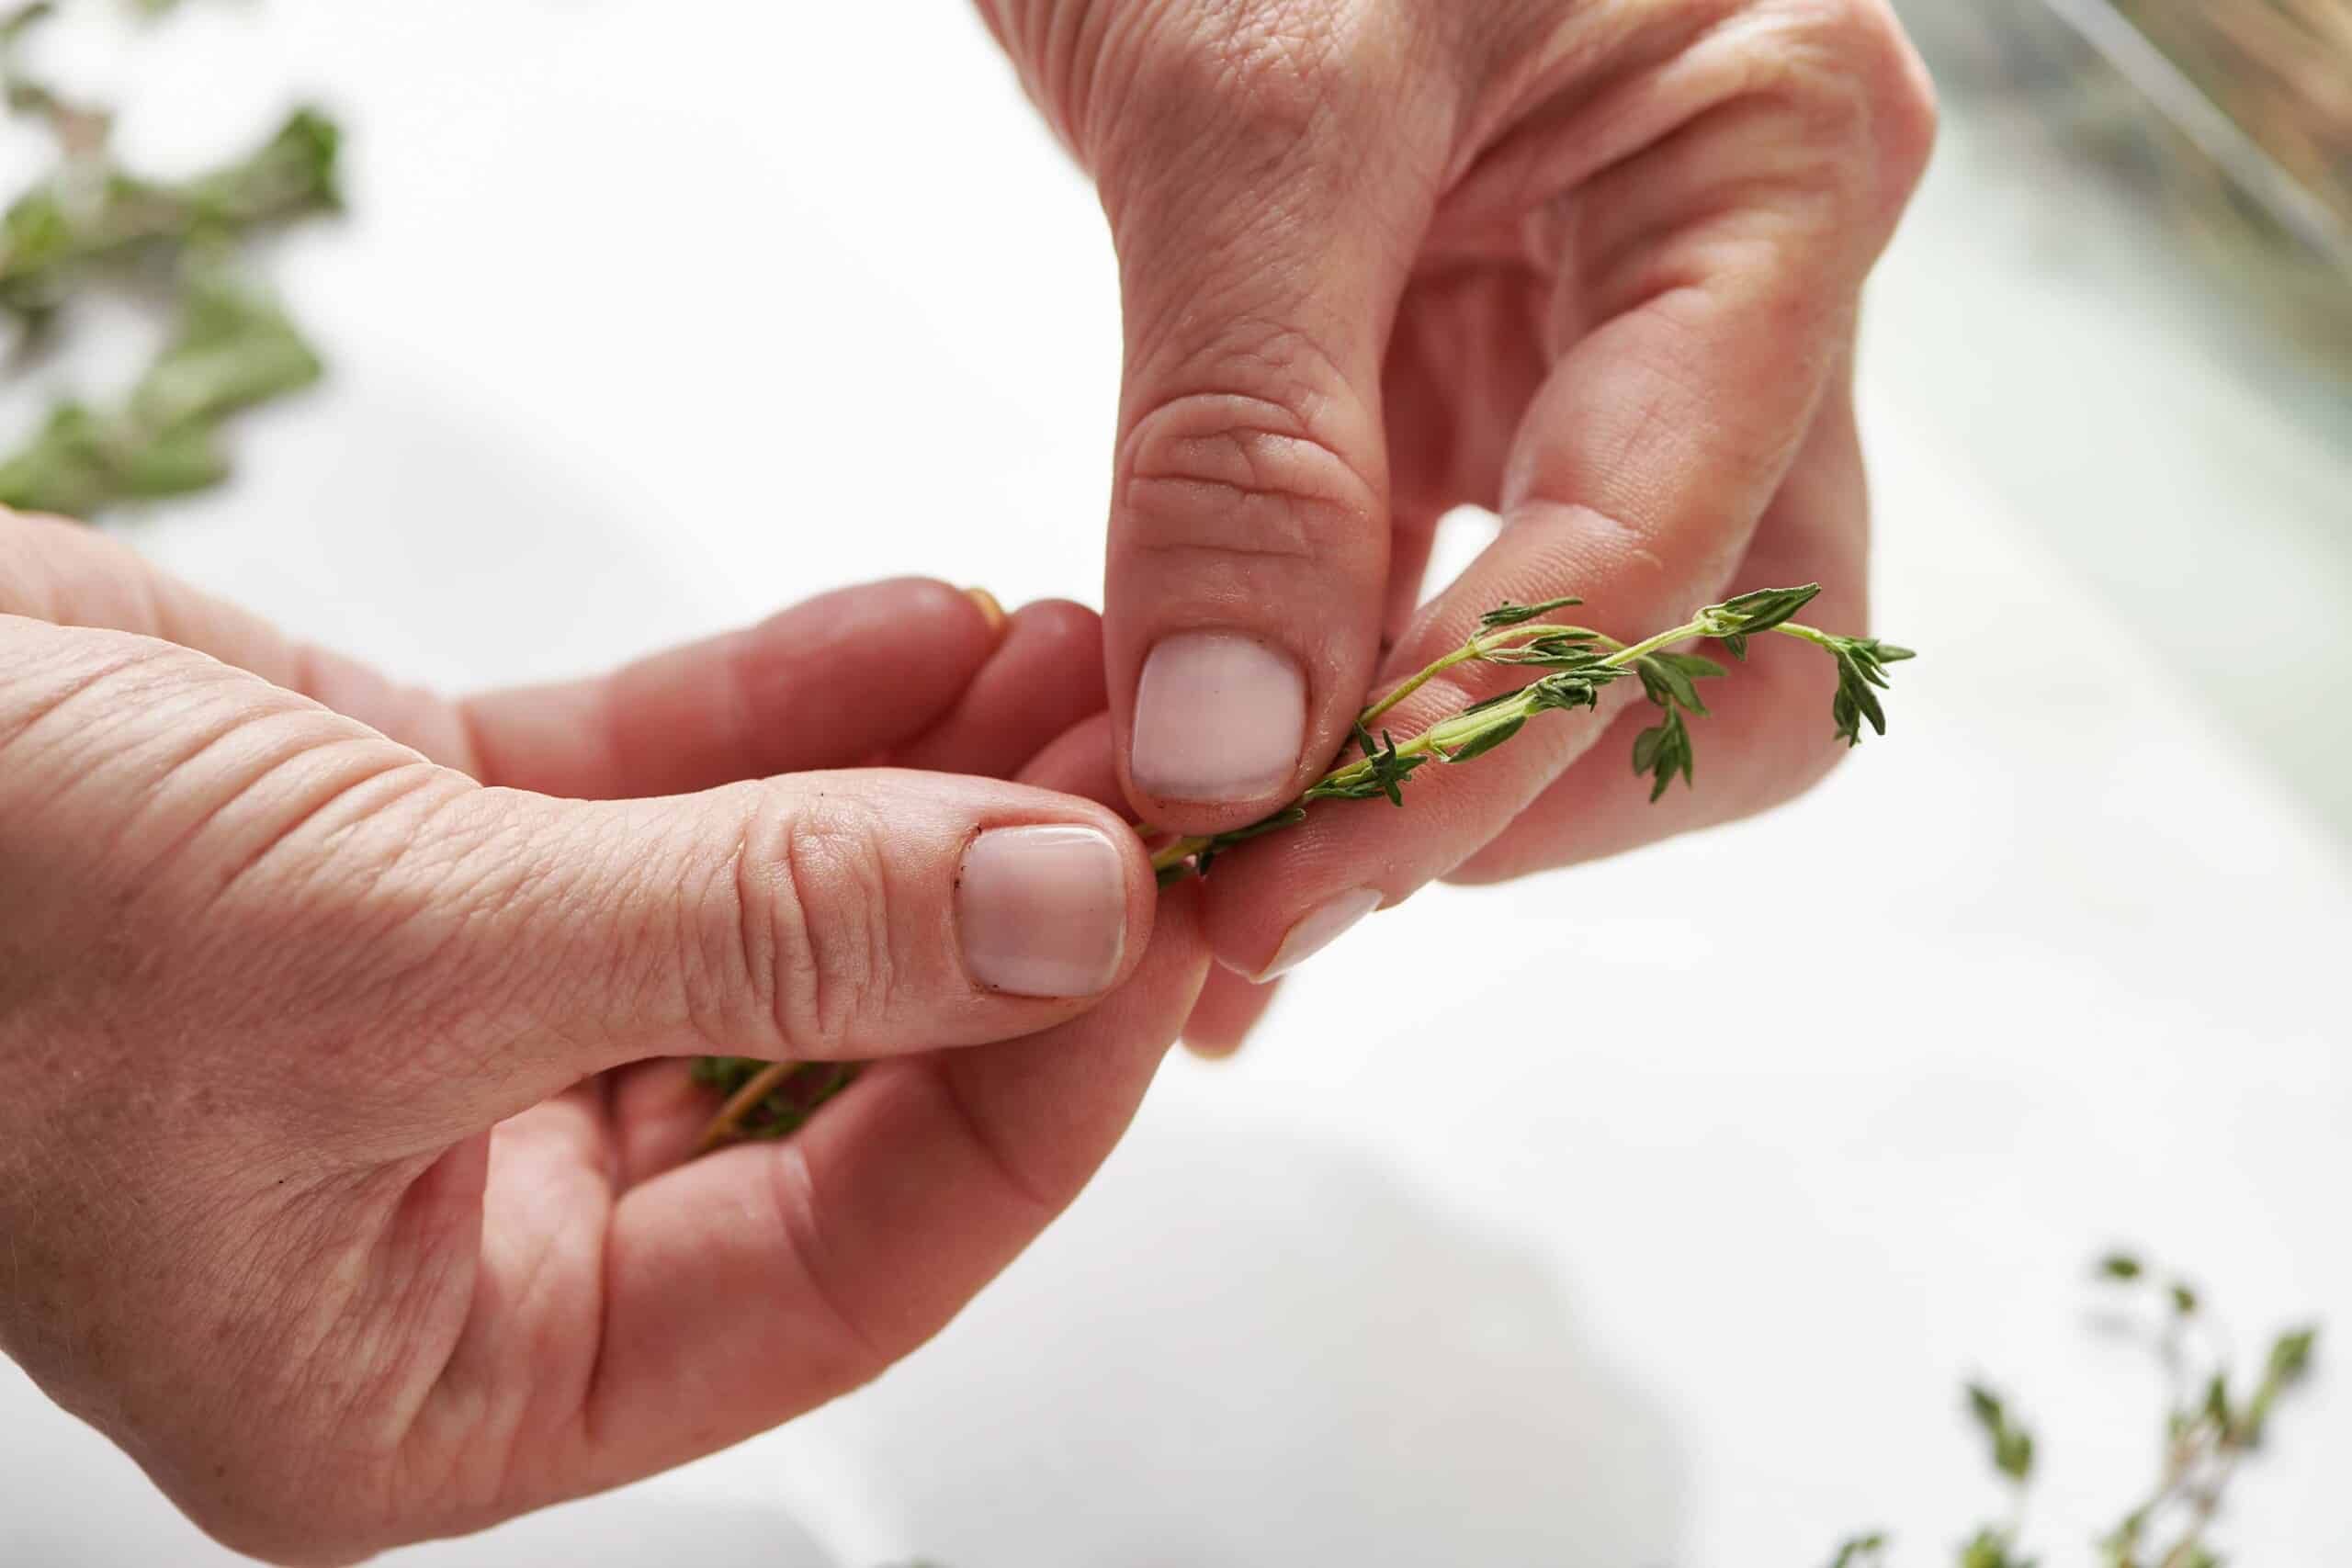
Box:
1253;886;1382;980
957;825;1128;997
1130;631;1306;804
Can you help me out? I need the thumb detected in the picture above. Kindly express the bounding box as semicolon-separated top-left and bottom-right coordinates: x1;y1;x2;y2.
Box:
413;770;1159;1122
2;615;1156;1147
1097;24;1445;834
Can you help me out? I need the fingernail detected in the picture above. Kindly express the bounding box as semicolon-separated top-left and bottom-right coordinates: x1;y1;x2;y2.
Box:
1252;886;1382;981
1131;631;1306;804
957;825;1128;997
964;586;1008;637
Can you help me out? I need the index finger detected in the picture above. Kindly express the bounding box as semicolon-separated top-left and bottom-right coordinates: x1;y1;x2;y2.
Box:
1184;14;1933;977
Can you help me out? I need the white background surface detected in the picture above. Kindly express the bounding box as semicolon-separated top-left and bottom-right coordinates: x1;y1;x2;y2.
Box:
4;4;2349;1565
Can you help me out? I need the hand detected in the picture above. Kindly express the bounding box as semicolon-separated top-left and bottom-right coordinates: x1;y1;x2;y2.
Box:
0;512;1212;1563
979;0;1935;990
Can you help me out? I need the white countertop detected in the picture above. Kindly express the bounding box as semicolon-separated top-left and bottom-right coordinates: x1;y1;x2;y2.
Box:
5;4;2348;1563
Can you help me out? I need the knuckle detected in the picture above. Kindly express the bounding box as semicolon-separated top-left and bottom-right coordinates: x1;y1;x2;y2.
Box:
1758;0;1939;207
1116;2;1380;158
1119;384;1384;570
748;791;900;1057
1094;2;1431;243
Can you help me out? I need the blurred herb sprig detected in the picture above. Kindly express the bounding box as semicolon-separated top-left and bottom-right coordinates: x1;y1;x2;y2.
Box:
1827;1251;2322;1568
0;0;341;516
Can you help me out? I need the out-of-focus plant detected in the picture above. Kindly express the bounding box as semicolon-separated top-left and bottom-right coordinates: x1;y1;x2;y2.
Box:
0;0;341;516
1826;1251;2322;1568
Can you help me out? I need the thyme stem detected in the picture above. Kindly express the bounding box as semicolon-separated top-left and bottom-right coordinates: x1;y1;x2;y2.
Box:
695;1060;797;1154
1148;586;1902;882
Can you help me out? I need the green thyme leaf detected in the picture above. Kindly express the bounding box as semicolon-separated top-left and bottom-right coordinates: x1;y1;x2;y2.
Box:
2204;1371;2233;1427
1478;595;1581;627
1440;713;1523;764
1709;581;1822;636
1824;1533;1887;1568
1527;670;1608;712
1633;705;1693;802
1487;630;1607;668
1967;1383;2006;1431
1634;650;1724;716
2268;1326;2317;1382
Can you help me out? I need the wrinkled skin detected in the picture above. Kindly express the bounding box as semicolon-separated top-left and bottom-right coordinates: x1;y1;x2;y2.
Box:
0;513;1207;1563
1;0;1936;1559
982;0;1935;1025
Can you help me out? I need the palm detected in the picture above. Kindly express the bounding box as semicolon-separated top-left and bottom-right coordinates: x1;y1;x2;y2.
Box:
379;1066;714;1524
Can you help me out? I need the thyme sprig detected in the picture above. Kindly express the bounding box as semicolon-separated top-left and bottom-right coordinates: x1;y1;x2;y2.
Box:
0;0;342;516
1148;582;1912;883
1829;1250;2321;1568
696;583;1913;1150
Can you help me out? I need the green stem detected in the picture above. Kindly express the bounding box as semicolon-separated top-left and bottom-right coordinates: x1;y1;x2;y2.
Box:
1355;619;1629;728
696;1058;797;1153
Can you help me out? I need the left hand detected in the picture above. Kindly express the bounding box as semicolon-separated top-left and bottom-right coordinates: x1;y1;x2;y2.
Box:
0;515;1211;1562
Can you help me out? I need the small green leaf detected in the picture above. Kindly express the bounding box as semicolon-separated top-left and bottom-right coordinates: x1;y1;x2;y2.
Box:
1960;1526;2028;1568
2203;1371;2233;1427
1487;629;1606;669
2098;1253;2143;1280
1635;654;1712;716
0;2;56;49
115;420;228;497
2268;1326;2318;1382
1441;714;1523;764
1632;725;1664;775
1632;707;1692;802
131;269;324;429
1479;595;1581;627
1528;670;1609;711
2170;1281;2199;1315
1711;581;1823;635
1966;1383;2005;1431
1825;1533;1887;1568
1653;650;1729;682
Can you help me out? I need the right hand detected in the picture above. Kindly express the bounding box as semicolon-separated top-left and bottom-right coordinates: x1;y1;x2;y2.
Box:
980;0;1935;1006
0;510;1210;1562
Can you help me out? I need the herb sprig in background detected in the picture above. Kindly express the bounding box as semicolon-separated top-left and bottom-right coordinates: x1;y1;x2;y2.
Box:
1828;1252;2322;1568
0;0;341;517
